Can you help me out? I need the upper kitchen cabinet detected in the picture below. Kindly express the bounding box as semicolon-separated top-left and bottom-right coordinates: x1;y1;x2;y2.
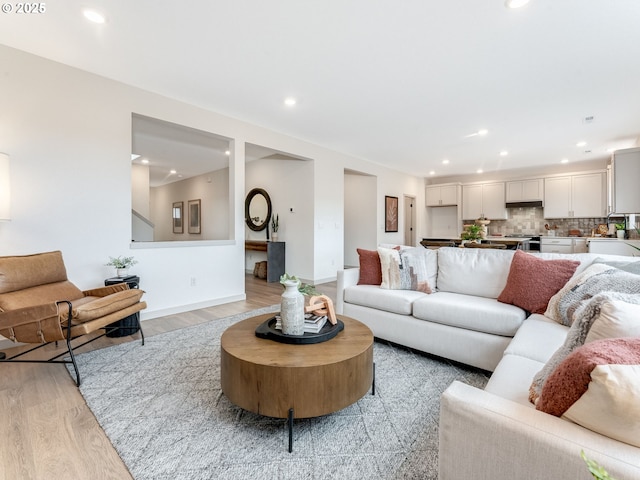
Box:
426;184;459;207
544;172;607;218
612;147;640;213
506;179;544;203
462;182;507;220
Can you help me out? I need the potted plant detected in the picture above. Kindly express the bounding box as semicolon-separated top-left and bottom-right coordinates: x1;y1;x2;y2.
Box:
271;214;279;241
461;224;483;243
615;223;625;239
106;255;138;278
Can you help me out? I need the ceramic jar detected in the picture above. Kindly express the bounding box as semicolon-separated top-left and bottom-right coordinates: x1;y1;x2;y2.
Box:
280;279;304;335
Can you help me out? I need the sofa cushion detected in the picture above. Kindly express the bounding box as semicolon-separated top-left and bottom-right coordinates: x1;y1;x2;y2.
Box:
356;248;382;285
592;256;640;274
484;353;545;407
497;250;579;314
535;337;640;448
504;314;569;364
436;247;515;298
529;292;640;404
343;285;425;315
412;292;526;336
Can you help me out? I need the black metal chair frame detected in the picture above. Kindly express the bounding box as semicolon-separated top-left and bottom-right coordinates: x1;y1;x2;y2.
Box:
0;301;144;386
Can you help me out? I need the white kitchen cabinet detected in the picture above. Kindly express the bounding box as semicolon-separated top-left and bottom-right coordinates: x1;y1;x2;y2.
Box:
544;172;606;218
588;238;640;256
506;179;544;203
541;237;586;253
426;184;458;207
612;147;640;213
462;182;506;220
573;238;588;253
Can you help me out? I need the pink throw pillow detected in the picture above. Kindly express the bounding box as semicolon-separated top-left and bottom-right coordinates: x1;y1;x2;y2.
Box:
536;337;640;417
497;250;579;314
357;248;382;285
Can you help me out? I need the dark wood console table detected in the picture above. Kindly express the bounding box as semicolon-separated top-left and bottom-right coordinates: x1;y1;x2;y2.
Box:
245;240;285;282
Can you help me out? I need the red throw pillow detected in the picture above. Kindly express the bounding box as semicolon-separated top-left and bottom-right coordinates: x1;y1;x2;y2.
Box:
497;250;579;314
357;248;382;285
536;337;640;417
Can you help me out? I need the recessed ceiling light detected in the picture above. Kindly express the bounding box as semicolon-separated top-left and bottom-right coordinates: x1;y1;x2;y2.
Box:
442;159;450;165
224;150;230;156
499;151;508;157
83;9;106;24
576;141;587;147
561;158;569;164
284;97;297;107
131;154;140;161
429;171;436;176
477;129;488;136
477;169;484;174
141;159;149;164
170;169;177;174
505;0;530;8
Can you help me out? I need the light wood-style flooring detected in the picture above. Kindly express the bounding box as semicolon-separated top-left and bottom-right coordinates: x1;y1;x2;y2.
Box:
0;275;336;480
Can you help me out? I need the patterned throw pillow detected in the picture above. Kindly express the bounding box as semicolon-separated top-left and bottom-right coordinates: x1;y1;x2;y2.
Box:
377;247;433;294
529;292;640;404
535;337;640;448
497;250;579;314
544;263;614;325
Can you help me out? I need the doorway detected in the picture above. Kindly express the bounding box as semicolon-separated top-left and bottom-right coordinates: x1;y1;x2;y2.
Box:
403;195;416;246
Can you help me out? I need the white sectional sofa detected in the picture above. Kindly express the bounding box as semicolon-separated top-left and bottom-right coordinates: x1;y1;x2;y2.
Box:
336;246;640;480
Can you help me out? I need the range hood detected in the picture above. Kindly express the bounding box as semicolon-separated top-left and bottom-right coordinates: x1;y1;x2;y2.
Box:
505;200;543;209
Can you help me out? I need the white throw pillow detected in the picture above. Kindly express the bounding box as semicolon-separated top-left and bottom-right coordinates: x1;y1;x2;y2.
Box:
585;299;640;343
564;364;640;448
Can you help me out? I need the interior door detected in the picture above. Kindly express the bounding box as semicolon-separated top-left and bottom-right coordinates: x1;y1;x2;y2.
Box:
404;195;416;246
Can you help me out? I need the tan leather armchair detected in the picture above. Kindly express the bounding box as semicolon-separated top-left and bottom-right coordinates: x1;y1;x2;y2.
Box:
0;250;147;385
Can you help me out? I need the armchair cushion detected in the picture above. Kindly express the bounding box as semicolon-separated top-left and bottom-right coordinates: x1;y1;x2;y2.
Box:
0;281;84;312
68;288;144;323
0;250;69;293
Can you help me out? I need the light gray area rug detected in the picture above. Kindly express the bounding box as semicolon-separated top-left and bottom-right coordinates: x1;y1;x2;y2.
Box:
73;306;489;480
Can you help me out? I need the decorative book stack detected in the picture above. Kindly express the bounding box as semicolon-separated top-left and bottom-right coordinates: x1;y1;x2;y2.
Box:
275;312;328;334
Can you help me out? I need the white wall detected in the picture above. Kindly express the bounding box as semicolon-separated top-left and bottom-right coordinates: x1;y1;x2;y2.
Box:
151;168;230;241
0;45;426;319
245;157;314;279
344;173;377;267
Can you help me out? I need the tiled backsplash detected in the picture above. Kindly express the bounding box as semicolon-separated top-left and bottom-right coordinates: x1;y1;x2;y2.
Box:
466;207;639;238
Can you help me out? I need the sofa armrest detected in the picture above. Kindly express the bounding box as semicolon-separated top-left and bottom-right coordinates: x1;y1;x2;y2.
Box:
439;381;640;480
82;283;128;297
336;268;359;314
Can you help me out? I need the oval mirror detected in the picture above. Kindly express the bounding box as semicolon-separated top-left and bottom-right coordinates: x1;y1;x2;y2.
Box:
245;188;272;231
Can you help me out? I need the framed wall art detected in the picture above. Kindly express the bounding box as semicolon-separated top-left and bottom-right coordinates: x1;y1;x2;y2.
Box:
385;195;398;232
172;201;183;234
188;199;201;234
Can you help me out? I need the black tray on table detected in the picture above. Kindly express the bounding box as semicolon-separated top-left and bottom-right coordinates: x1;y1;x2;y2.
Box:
255;316;344;344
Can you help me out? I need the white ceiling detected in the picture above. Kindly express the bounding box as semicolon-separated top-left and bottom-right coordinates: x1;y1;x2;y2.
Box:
2;0;640;178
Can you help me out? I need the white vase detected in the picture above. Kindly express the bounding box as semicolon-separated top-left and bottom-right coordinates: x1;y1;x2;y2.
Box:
271;232;278;242
617;230;625;239
116;268;129;278
280;280;304;335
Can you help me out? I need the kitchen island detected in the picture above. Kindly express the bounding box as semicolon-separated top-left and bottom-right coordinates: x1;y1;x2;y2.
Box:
421;236;532;250
587;237;640;256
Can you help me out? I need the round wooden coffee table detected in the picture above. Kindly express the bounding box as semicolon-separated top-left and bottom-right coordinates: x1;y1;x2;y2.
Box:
220;313;374;451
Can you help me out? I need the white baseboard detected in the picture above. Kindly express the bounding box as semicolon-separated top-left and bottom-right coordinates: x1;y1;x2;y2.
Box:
140;294;247;321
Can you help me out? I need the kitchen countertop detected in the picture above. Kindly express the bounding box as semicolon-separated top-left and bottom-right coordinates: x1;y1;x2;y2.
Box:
421;236;534;242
